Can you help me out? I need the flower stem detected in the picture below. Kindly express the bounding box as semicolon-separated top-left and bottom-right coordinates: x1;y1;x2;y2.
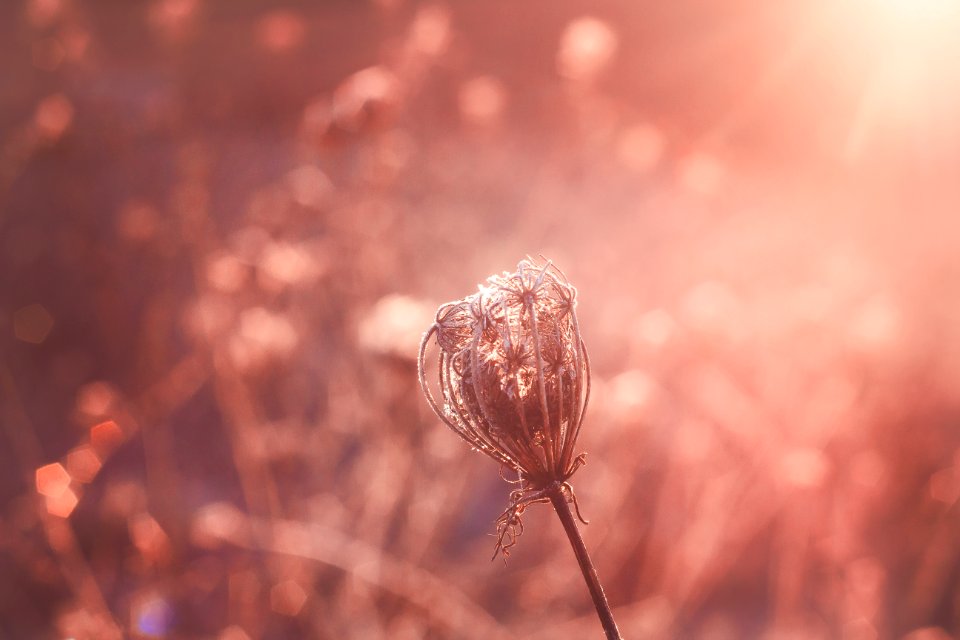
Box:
547;484;622;640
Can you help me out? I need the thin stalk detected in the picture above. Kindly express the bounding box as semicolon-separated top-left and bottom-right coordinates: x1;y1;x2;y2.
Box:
547;483;622;640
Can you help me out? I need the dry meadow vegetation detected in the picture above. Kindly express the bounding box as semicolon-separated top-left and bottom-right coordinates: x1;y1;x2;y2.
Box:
2;1;960;638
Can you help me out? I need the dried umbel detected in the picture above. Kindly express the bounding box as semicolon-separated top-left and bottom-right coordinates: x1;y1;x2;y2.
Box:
419;259;590;554
421;259;588;478
418;258;621;639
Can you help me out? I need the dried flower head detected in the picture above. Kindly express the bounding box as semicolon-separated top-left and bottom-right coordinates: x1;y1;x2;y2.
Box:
418;258;591;556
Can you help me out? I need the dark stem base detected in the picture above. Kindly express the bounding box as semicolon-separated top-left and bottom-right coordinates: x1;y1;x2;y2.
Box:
547;483;622;640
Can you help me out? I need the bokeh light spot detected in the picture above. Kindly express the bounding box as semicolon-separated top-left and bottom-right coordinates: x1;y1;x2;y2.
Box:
258;241;319;290
228;307;298;370
183;295;233;341
59;26;91;62
409;5;451;56
33;94;74;141
205;253;247;293
191;502;245;548
132;593;173;638
36;463;79;518
781;448;830;488
459;76;508;126
36;462;71;498
90;420;124;456
902;627;954;640
75;382;119;417
117;200;160;243
129;512;172;563
148;0;198;36
270;580;308;617
257;10;306;53
218;625;253;640
331;66;399;133
45;487;79;518
358;294;433;359
25;0;63;28
608;369;655;419
286;164;332;209
633;308;676;348
929;468;960;505
557;17;618;82
13;303;54;344
842;617;878;640
66;445;102;484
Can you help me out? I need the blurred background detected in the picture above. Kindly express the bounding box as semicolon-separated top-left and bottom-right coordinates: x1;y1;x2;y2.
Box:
2;0;960;638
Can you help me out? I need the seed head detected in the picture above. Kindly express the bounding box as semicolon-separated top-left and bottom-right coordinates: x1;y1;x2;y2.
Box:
418;258;592;544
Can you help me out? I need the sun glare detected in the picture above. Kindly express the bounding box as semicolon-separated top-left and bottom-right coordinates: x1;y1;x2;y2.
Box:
853;0;960;45
827;0;960;159
873;0;958;23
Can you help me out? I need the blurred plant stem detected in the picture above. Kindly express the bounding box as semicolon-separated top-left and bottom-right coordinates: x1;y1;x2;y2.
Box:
547;483;622;640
